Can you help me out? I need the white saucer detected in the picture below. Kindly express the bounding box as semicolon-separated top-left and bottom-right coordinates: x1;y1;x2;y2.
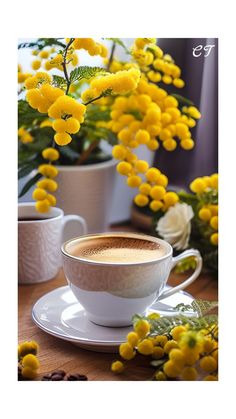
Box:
32;286;195;353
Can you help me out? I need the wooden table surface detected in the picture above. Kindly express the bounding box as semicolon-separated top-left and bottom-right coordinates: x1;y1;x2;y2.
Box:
18;225;218;381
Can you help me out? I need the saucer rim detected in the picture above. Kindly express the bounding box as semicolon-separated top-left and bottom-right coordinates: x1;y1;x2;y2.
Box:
32;285;194;347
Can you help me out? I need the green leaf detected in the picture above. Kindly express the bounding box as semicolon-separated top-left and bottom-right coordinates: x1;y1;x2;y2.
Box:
172;94;194;106
106;38;130;55
203;249;218;273
191;299;218;317
18;38;66;50
174;303;195;313
18;173;42;198
69;66;107;83
174;256;197;273
149;314;218;335
18;100;47;127
25;133;52;152
18;150;38;166
178;190;199;206
58;145;80;161
133;310;218;336
106;131;118;146
18;161;40;179
52;75;67;89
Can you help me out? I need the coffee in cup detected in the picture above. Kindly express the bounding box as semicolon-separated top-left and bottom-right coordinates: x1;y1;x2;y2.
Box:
62;232;202;327
68;235;166;263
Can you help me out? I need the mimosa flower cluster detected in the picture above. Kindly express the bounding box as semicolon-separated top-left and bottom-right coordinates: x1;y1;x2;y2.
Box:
32;147;59;212
25;72;86;147
18;340;40;380
190;173;218;246
111;316;218;381
110;81;200;211
131;38;185;88
19;38;202;213
31;46;78;72
81;68;141;102
19;38;140;212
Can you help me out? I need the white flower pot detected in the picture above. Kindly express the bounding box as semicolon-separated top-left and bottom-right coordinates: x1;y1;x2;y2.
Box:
54;159;117;233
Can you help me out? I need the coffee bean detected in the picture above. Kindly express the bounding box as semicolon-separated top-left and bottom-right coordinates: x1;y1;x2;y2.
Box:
66;374;77;381
66;373;88;381
51;373;64;381
43;373;53;379
77;374;88;381
52;370;66;378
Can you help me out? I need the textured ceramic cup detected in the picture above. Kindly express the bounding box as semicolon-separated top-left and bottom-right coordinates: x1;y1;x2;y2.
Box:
18;203;87;284
62;232;202;327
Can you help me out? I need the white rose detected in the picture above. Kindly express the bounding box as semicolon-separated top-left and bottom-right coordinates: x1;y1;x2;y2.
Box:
156;202;194;250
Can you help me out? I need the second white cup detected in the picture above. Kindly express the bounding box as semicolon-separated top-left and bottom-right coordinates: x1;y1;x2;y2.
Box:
18;203;87;284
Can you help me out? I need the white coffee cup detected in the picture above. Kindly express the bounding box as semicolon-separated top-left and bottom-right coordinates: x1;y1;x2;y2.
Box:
61;232;202;327
18;203;87;284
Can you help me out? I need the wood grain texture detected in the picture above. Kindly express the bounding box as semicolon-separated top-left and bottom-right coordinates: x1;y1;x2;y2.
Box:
18;226;218;381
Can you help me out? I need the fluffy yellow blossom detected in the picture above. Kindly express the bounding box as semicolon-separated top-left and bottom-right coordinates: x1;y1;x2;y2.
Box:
22;354;40;370
48;95;86;122
87;68;141;96
38;164;58;178
35;199;50;213
134;194;149;207
36;178;58;192
54;132;72;146
31;59;41;70
42;148;60;161
46;194;57;206
32;188;48;201
134;319;150;338
18;127;33;143
111;360;125;373
127;332;139;347
119;342;136;360
25;72;52;89
137;339;154;355
39;50;49;59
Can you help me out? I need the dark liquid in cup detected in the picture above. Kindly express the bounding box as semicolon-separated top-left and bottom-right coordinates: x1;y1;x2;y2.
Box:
18;217;49;221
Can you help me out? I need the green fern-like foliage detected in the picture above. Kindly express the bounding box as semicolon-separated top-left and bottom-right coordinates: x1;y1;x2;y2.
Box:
133;313;218;336
132;299;218;336
69;66;107;83
18;38;66;50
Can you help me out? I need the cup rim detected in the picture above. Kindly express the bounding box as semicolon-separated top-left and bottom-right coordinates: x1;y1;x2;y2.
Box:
61;232;173;266
18;203;63;224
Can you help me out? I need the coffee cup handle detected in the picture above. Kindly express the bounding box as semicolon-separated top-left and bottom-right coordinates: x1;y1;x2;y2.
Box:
157;249;203;301
62;215;87;243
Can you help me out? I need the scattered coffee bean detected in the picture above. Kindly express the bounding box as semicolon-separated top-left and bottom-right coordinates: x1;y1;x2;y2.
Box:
43;372;53;379
67;373;88;381
41;370;88;381
51;373;64;381
53;370;66;378
77;374;88;381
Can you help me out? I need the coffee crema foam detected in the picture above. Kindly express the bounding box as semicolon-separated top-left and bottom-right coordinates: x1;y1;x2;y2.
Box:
69;236;165;263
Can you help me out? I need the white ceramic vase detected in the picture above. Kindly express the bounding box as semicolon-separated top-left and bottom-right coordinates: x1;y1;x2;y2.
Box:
54;159;117;233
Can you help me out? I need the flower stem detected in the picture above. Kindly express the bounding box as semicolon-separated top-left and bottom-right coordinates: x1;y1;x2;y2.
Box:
76;140;99;165
107;42;116;71
62;38;75;95
83;93;107;106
